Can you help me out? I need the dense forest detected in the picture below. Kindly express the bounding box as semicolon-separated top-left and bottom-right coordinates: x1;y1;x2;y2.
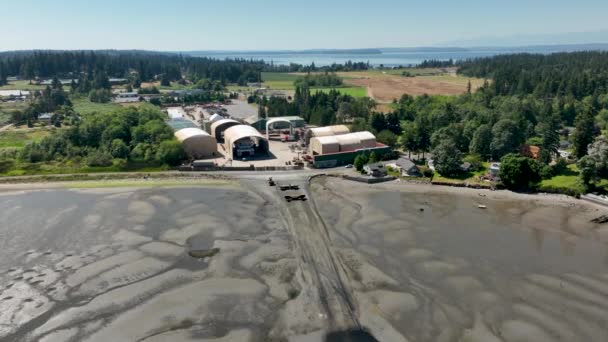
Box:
0;50;372;87
458;51;608;99
0;51;265;85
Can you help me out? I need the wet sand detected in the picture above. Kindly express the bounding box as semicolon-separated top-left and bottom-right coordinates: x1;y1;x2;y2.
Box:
311;178;608;341
0;177;607;341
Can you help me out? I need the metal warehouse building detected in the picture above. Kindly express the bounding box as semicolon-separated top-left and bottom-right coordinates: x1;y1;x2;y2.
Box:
210;119;240;142
310;131;377;155
174;128;218;159
305;125;350;145
224;125;269;159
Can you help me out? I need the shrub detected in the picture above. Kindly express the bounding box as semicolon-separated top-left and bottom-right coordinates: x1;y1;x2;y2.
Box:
499;153;541;190
418;165;434;178
540;165;554;179
156;140;186;166
109;139;130;159
86;150;113;167
89;89;112;103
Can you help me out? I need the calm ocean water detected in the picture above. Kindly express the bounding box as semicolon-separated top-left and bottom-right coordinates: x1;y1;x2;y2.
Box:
188;45;608;67
192;51;500;67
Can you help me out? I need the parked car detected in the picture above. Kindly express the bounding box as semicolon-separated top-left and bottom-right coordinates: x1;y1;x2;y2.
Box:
345;164;353;168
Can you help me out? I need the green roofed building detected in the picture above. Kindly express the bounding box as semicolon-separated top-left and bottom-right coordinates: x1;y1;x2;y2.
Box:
244;115;305;132
166;120;198;131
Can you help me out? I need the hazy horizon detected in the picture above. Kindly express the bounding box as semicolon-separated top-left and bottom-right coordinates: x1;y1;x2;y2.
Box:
2;0;608;51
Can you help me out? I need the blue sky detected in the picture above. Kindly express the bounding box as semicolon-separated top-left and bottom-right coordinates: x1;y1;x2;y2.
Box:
2;0;608;51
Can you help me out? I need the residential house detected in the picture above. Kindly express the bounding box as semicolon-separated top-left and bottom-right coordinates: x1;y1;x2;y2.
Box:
363;162;388;177
38;113;53;122
520;144;540;160
395;157;421;177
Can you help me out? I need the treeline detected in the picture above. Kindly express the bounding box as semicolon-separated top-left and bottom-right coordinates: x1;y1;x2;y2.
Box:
458;51;608;99
0;51;265;85
14;106;185;168
293;72;343;88
417;59;454;68
267;60;369;73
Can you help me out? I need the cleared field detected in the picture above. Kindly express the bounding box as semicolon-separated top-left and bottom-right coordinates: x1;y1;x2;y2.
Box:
262;70;484;101
0;127;54;148
0;101;29;125
261;72;299;90
345;73;484;102
0;80;46;91
72;97;124;115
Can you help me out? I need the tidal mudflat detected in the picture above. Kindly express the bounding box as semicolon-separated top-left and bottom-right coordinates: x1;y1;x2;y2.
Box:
0;177;607;341
311;178;608;342
0;184;296;341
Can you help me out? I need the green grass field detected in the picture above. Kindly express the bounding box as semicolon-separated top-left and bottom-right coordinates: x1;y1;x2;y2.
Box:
72;96;124;115
0;80;46;91
0;128;54;149
433;162;490;185
0;101;29;125
261;72;300;90
309;87;367;97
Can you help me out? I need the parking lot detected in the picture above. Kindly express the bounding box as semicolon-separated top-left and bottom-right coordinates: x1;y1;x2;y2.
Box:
206;139;307;167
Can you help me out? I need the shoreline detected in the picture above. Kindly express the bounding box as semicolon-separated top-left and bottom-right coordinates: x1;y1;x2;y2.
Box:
0;172;604;212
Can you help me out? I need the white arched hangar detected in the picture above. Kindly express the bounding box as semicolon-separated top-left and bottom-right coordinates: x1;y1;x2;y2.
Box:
174;128;218;159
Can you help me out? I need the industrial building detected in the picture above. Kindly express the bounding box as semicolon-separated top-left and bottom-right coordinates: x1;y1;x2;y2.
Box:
310;131;392;168
244;116;305;132
174;128;218;159
167;107;186;120
310;131;377;155
210;119;240;142
305;125;350;145
223;125;269;159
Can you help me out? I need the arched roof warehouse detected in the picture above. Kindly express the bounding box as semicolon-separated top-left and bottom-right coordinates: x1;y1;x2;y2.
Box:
174;128;218;159
309;125;350;137
223;125;269;158
310;131;376;155
305;125;350;145
210;119;240;141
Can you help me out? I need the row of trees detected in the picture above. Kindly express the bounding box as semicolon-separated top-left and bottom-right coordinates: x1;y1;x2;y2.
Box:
293;72;343;88
267;60;369;73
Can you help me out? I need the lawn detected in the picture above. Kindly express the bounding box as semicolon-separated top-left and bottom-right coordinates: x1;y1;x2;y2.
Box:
432;162;490;185
72;96;124;115
261;72;299;90
309;87;367;97
540;175;584;193
539;164;585;194
0;80;46;91
0;128;54;149
0;101;29;125
0;160;171;177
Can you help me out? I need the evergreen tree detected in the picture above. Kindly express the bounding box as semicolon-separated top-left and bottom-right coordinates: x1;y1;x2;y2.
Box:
537;108;561;164
572;109;596;158
469;124;492;158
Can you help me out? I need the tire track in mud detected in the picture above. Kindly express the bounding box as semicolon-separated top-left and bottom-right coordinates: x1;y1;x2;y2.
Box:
245;178;363;334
